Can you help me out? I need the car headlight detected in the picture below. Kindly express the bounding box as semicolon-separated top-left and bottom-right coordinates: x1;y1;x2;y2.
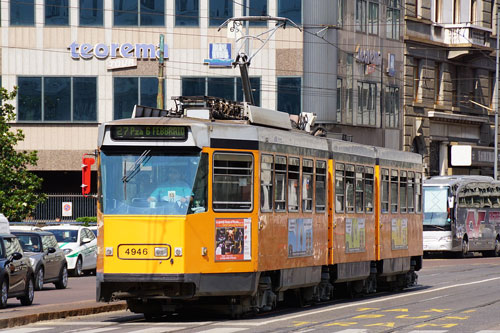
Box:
63;248;73;255
439;235;452;242
29;257;36;267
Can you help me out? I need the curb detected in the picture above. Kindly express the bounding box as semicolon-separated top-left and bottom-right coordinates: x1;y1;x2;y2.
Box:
0;302;127;329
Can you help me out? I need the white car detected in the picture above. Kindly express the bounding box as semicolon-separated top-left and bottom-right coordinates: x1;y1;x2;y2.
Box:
42;225;97;276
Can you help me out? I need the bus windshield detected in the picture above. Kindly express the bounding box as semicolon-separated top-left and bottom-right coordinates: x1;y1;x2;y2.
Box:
100;150;207;215
423;186;450;227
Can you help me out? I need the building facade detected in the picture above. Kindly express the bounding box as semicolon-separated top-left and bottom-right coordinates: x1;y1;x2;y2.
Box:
404;0;498;176
1;0;404;218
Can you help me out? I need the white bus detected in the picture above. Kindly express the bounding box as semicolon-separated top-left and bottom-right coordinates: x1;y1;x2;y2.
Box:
423;176;500;257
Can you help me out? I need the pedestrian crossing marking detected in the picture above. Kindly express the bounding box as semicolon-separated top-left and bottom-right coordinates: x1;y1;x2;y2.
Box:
423;309;451;313
324;322;358;327
356;308;379;312
365;322;395;328
352;314;384;319
441;316;469;320
383;308;408;312
396;314;431;319
415;323;458;328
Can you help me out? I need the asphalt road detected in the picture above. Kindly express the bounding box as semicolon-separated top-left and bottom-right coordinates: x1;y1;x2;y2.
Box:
2;256;500;332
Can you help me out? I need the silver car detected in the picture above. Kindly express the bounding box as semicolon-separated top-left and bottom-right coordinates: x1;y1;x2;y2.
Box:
11;230;68;290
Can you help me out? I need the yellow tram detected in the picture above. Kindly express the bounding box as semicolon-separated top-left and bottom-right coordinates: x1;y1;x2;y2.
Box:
91;98;423;317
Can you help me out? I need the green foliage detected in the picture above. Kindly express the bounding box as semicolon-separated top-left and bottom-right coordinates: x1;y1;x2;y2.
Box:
75;216;97;226
0;87;47;221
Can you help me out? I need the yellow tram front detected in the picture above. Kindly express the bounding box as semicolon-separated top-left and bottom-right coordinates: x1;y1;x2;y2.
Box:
96;117;260;314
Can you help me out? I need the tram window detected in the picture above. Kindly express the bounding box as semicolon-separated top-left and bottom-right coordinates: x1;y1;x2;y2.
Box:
288;157;300;212
213;153;253;211
365;167;374;213
346;165;355;213
400;171;407;213
391;170;399;213
415;173;422;213
261;154;274;212
407;171;415;213
315;160;327;212
189;152;208;215
275;156;287;211
335;163;345;212
302;159;314;212
355;166;364;213
381;168;389;213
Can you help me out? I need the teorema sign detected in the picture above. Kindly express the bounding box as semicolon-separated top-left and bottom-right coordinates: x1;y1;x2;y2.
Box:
69;42;169;60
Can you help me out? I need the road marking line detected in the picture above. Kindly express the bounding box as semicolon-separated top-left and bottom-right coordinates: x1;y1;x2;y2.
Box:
332;330;368;333
0;328;53;333
476;331;500;333
244;276;500;326
123;322;209;326
71;328;118;333
196;329;247;333
295;329;316;333
407;331;448;333
126;328;187;333
32;322;115;326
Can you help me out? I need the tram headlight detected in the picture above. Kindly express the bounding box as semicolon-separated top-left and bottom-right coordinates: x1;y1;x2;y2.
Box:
154;247;169;257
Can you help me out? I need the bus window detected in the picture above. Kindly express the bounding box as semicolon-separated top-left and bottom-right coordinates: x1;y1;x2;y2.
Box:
261;154;274;212
315;160;327;212
391;170;399;213
400;171;407;213
407;172;415;213
416;173;422;213
355;166;364;213
365;167;374;213
213;152;253;211
302;159;314;212
335;163;345;212
288;157;300;212
346;165;355;213
381;168;389;213
275;156;287;211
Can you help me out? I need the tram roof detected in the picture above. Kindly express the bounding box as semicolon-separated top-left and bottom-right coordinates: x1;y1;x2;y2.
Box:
424;175;495;186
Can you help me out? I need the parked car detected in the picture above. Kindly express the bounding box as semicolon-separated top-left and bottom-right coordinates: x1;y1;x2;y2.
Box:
0;233;35;308
89;226;98;237
11;230;68;290
41;225;97;276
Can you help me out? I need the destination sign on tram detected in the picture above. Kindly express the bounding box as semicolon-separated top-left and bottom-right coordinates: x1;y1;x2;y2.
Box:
111;125;187;140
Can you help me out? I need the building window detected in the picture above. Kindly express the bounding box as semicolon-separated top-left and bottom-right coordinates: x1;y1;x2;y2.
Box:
17;77;97;122
181;77;261;106
114;77;163;120
278;0;301;25
434;62;442;104
357;81;377;126
337;0;344;27
175;0;199;26
345;54;354;124
277;77;301;115
80;0;103;26
242;0;267;26
453;0;460;24
46;0;69;25
385;86;399;128
368;1;378;35
435;0;441;22
489;71;495;108
386;0;400;40
209;0;233;27
356;0;367;32
413;59;422;102
11;0;35;26
114;0;164;26
471;0;477;24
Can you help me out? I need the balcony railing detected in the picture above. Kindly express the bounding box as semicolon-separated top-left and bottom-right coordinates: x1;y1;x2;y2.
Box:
442;24;491;47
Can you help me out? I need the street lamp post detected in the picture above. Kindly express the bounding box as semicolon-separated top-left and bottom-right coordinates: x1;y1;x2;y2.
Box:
495;11;499;180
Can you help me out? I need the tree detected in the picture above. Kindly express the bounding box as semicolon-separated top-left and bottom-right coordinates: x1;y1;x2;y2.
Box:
0;87;47;221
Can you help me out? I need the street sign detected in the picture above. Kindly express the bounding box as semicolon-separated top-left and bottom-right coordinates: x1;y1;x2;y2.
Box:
62;202;73;217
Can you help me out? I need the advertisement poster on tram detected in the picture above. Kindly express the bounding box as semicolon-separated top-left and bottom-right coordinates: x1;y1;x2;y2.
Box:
392;218;408;250
215;218;251;261
288;218;313;257
345;218;366;253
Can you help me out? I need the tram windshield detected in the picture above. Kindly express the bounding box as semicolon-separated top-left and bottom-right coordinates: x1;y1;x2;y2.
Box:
423;186;450;228
100;150;208;215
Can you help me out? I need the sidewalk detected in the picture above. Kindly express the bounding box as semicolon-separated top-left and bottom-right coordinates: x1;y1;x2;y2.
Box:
0;300;127;329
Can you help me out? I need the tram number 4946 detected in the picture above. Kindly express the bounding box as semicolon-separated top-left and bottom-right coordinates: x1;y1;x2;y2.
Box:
124;248;148;256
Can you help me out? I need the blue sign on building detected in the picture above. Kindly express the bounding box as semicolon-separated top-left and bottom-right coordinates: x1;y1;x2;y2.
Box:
204;43;234;67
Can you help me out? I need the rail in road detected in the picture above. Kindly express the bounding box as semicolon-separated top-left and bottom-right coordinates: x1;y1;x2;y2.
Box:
1;257;500;332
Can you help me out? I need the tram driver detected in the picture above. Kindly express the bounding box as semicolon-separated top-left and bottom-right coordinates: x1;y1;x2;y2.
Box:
147;167;192;209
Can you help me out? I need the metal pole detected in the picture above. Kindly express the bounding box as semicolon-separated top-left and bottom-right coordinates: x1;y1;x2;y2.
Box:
495;11;499;180
157;34;165;109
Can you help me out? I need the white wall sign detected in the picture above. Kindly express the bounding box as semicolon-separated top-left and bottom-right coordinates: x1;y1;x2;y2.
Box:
451;145;472;166
69;42;169;60
107;58;138;70
62;202;73;217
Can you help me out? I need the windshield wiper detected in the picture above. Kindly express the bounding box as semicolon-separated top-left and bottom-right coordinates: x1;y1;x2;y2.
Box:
122;150;151;183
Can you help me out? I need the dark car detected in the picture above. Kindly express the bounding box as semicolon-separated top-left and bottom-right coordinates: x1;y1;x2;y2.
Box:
12;231;68;291
0;233;35;308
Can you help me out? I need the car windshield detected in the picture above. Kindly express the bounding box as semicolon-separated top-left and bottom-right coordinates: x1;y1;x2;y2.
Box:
101;150;208;215
423;186;450;227
50;230;79;243
15;235;42;253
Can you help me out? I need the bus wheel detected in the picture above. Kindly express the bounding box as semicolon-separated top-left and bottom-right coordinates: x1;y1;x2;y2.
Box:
459;238;469;258
487;237;500;257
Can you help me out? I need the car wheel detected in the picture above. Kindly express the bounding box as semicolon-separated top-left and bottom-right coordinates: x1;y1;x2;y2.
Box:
20;276;34;306
73;257;83;277
0;278;8;309
54;266;68;289
35;267;44;291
